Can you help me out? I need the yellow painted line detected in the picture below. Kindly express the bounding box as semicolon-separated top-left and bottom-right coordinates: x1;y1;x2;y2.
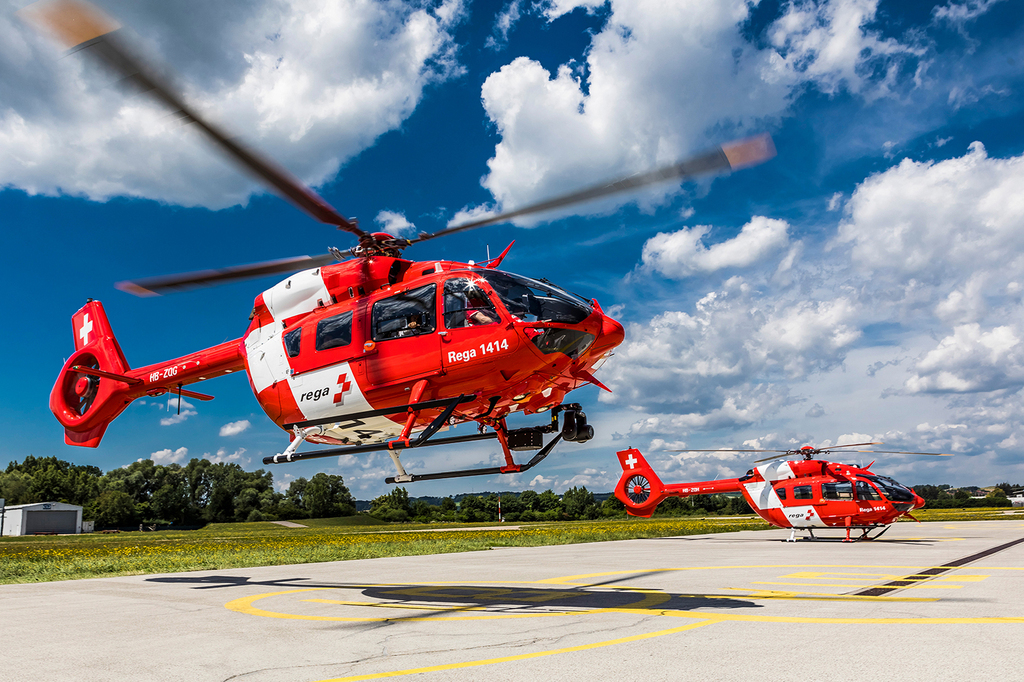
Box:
227;587;672;622
313;619;721;681
654;610;1024;624
534;564;1022;585
782;571;902;581
752;581;962;589
720;588;937;602
302;599;511;612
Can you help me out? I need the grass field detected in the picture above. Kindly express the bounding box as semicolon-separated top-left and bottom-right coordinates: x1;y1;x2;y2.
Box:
0;515;769;584
1;507;1018;585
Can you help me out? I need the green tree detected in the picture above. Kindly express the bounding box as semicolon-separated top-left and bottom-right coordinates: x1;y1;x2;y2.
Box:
600;495;625;517
305;473;356;519
561;486;598;520
519;490;539;511
370;487;412;522
89;490;137;527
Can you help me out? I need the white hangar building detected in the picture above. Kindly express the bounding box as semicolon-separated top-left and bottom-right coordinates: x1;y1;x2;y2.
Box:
1;502;83;536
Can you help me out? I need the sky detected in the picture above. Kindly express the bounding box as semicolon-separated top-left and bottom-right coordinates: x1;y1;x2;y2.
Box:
2;0;1023;501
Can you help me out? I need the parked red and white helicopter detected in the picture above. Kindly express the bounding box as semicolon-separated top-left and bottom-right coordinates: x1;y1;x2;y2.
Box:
32;1;776;484
614;444;952;541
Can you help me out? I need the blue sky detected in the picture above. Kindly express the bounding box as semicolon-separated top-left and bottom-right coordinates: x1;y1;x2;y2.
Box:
2;0;1023;500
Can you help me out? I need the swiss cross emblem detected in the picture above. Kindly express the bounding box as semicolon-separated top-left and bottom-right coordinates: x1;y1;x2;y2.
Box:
78;313;93;346
624;453;637;469
805;509;814;521
333;373;353;404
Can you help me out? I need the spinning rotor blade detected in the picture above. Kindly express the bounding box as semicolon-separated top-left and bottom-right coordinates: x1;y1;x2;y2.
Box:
21;0;364;238
115;254;338;297
411;134;777;244
665;449;781;453
844;449;954;457
822;442;882;449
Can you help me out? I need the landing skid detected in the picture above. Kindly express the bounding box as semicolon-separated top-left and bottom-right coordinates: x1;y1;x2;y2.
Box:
264;397;586;483
384;434;563;483
786;526;888;542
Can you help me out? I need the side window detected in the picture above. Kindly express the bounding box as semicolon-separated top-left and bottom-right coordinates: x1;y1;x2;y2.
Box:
793;485;814;500
822;482;853;500
856;481;883;501
444;278;499;328
284;327;302;358
775;486;787;501
316;311;352;351
372;284;436;341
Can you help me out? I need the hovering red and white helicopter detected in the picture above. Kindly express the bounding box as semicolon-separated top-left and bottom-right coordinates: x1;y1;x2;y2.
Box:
614;443;952;541
33;0;776;484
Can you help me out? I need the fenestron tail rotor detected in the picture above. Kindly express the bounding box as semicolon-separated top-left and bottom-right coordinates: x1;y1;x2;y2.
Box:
624;474;651;506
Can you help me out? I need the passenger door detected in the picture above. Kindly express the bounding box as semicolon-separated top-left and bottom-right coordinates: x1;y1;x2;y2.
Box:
362;283;442;387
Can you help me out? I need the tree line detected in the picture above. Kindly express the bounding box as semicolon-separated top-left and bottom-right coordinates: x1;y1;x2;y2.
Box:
912;483;1017;508
0;455;354;527
0;455;760;528
12;455;1005;528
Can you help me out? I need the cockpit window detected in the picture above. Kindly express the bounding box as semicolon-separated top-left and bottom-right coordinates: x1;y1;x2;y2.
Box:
822;482;853;500
372;284;436;341
862;475;915;502
469;270;592;324
855;480;883;501
315;311;352;351
444;278;499;328
775;486;787;500
284;327;301;357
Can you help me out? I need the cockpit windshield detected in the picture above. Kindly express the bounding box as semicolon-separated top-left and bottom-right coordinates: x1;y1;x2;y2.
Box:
464;270;593;325
861;475;915;503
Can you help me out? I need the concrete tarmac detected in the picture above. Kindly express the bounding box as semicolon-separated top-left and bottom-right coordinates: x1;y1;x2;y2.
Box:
2;519;1023;681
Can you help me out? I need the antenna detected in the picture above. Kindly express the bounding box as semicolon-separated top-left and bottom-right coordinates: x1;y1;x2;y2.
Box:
487;244;491;261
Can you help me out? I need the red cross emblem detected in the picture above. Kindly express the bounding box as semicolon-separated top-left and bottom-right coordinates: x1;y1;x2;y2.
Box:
333;373;353;404
805;509;814;521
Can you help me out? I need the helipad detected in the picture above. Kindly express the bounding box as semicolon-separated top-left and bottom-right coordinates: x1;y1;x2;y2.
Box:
2;520;1021;681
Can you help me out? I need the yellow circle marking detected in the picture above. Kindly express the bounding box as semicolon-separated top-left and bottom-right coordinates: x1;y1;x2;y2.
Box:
223;566;1024;682
313;618;720;682
224;586;670;622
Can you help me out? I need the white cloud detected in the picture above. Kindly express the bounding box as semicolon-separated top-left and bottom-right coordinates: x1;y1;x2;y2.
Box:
767;0;923;97
903;324;1024;394
473;0;921;220
374;210;415;235
0;0;466;208
640;217;790;278
160;398;196;426
837;142;1024;289
150;446;188;465
204;447;248;465
932;0;1007;25
219;419;252;437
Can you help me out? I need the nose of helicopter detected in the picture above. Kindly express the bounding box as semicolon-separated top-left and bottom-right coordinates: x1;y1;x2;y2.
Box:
589;312;625;358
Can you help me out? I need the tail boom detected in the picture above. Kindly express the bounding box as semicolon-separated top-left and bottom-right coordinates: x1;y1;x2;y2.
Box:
51;300;245;447
614;448;742;517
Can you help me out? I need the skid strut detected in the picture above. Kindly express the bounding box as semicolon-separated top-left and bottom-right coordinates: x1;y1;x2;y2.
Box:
264;398;583;483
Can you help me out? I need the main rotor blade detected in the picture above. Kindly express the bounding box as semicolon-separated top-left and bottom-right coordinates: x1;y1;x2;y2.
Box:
824;442;883;449
21;0;364;238
752;454;795;463
664;449;784;453
852;449;954;457
115;254;337;297
411;134;776;244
